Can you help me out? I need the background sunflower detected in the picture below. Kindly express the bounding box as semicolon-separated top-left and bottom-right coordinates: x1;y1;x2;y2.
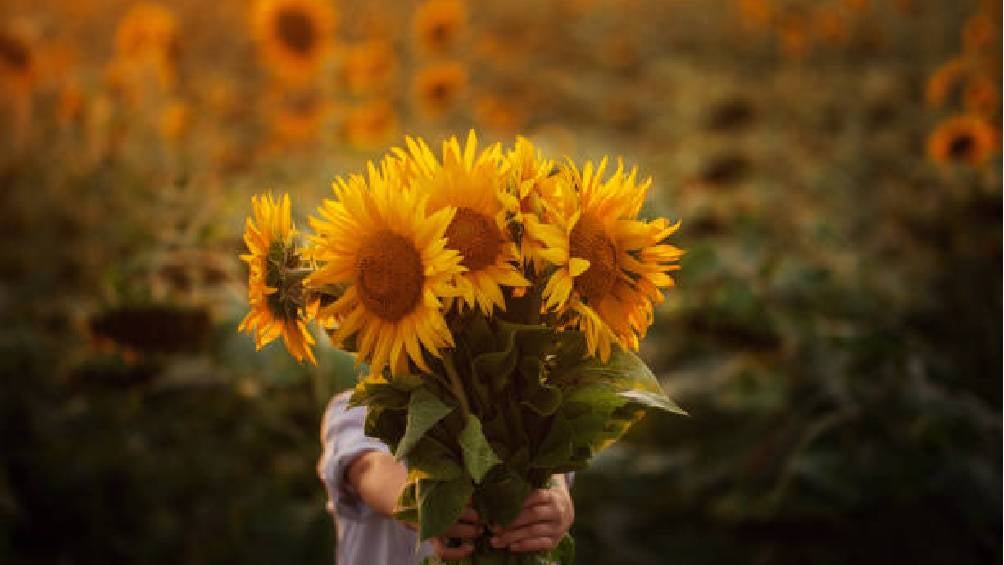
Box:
252;0;337;85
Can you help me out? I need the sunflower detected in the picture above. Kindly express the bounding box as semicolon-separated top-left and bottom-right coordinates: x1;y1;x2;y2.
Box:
306;157;464;376
962;12;996;55
339;39;396;96
341;99;398;149
527;158;683;361
736;0;774;32
503;136;560;272
777;12;810;59
265;87;330;146
395;132;529;315
113;3;179;89
927;115;998;167
238;193;318;364
925;58;969;109
811;5;848;46
252;0;336;85
963;74;999;118
413;0;467;56
158;99;190;144
115;3;178;62
0;29;35;92
412;62;467;119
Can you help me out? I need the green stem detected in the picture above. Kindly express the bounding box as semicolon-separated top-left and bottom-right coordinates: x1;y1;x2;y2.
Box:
442;353;471;417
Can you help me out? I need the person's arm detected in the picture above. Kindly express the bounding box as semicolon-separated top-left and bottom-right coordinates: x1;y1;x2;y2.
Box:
488;474;575;553
345;451;408;517
345;451;484;560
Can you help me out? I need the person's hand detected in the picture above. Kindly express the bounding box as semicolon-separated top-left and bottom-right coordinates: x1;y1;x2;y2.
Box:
489;479;574;553
430;504;484;560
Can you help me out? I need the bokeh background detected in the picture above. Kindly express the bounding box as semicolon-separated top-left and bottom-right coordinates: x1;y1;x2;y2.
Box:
1;0;1001;563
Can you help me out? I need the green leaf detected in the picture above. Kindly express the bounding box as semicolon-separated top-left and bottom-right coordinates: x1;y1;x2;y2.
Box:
531;415;573;469
556;348;686;416
418;475;474;540
395;387;455;459
460;313;494;354
549;533;575;564
471;334;518;393
520;361;562;416
500;321;557;358
408;436;463;480
363;406;407;452
619;388;687;415
476;470;531;526
458;414;502;483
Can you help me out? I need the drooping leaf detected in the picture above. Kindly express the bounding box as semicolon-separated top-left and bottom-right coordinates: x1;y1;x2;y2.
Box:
417;475;474;540
408;435;464;481
395;387;455;459
458;414;502;483
555;348;686;416
620;388;687;415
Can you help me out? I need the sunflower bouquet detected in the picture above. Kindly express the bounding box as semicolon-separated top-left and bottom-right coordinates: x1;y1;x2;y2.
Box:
238;132;685;564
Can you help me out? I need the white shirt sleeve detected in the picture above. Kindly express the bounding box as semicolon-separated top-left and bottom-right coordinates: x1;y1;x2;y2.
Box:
317;390;391;521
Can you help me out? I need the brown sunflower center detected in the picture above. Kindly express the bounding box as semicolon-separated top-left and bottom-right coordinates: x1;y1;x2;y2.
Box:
445;207;503;271
948;134;975;161
275;7;316;56
570;213;618;303
356;230;423;322
429;81;450;102
0;33;30;71
429;22;450;45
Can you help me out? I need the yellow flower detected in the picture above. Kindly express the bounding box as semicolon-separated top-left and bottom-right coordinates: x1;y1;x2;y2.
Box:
962;12;996;55
265;87;331;146
925;58;969;109
412;62;467;120
113;3;179;89
736;0;774;32
238;193;318;364
159;99;190;144
503;136;561;273
0;29;35;92
927;115;998;167
339;39;396;96
528;159;683;361
306;158;464;376
115;3;178;62
395;131;529;315
412;0;467;56
963;74;998;118
341;99;398;149
252;0;336;85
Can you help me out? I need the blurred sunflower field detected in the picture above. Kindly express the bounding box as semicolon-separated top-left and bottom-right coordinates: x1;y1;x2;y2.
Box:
1;0;1000;563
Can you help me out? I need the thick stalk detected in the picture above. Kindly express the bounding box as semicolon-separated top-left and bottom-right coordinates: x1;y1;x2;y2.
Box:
442;353;471;417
